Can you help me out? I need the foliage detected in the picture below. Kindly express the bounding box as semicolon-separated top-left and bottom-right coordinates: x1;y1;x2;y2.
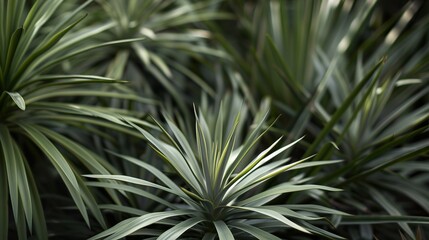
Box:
86;97;346;239
214;0;429;238
0;1;151;238
78;0;229;112
1;0;429;239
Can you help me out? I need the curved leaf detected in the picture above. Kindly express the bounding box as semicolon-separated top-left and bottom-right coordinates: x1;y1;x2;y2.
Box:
5;91;25;110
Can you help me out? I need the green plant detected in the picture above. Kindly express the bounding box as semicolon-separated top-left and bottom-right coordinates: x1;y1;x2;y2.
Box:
0;1;153;238
309;61;429;239
2;0;429;239
213;0;429;238
76;0;230;113
86;98;346;239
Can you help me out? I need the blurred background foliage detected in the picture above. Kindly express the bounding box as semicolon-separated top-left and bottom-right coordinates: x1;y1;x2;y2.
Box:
0;0;428;239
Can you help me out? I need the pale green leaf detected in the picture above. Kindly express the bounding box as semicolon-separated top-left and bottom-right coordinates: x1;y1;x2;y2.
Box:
90;210;192;240
6;91;25;110
157;217;203;240
231;222;281;240
214;221;235;240
18;123;88;224
235;206;310;234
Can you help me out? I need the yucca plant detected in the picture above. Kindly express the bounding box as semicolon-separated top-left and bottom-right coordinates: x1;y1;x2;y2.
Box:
0;1;155;238
212;0;429;238
309;64;429;239
263;2;429;237
85;97;347;239
215;0;429;141
74;0;230;113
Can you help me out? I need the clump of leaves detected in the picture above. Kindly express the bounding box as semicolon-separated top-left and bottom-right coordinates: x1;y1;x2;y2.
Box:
214;0;429;238
79;0;230;112
0;1;153;238
86;99;346;239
